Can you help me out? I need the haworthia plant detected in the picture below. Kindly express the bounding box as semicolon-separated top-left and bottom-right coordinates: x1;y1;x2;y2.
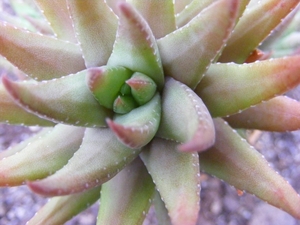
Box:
0;0;300;224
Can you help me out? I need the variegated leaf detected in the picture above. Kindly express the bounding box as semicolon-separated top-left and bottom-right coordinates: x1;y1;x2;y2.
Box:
97;157;155;225
196;55;300;117
158;0;239;89
200;118;300;219
28;128;140;196
157;77;215;152
140;138;201;225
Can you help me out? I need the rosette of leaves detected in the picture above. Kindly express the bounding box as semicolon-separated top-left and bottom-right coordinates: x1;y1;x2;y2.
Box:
0;0;300;224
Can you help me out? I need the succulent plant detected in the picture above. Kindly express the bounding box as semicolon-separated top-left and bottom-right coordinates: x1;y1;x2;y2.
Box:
1;0;300;224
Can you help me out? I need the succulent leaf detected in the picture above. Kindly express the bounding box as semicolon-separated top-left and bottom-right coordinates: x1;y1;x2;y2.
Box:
200;118;300;219
107;2;164;90
97;157;155;225
174;0;193;14
87;66;132;109
0;83;55;126
126;72;157;105
0;22;85;80
140;138;201;225
28;128;141;196
196;55;300;117
127;0;176;38
219;0;300;63
0;128;52;160
153;191;172;225
107;93;161;149
225;96;300;131
0;125;84;186
158;0;239;89
157;78;215;152
2;72;113;127
34;0;77;43
67;0;118;67
27;186;101;225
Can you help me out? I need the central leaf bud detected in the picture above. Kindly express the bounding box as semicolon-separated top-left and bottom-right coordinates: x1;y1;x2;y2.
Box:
87;66;157;114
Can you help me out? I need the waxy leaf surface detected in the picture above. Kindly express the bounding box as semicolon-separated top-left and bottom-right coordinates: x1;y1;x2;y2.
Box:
97;157;155;225
200;118;300;219
196;55;300;117
158;0;239;88
3;71;112;127
107;2;164;90
0;83;55;126
219;0;299;63
225;96;300;131
0;125;84;186
140;138;201;225
157;78;215;152
0;22;85;80
128;0;176;38
108;93;161;149
67;0;118;67
27;186;101;225
34;0;77;42
28;128;140;196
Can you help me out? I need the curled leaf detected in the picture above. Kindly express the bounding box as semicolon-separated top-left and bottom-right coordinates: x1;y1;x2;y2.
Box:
107;2;164;89
107;93;161;149
157;77;215;152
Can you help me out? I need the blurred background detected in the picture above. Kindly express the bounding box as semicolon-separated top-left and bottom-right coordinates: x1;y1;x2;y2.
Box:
0;0;300;224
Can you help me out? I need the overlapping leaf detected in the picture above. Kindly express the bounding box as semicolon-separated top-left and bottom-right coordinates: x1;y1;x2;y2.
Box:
128;0;176;38
225;96;300;131
34;0;77;42
196;55;300;117
107;2;164;90
0;125;84;186
157;77;215;152
27;186;101;225
28;128;140;196
67;0;118;67
219;0;300;63
158;0;239;89
0;83;55;126
97;158;155;225
0;22;85;80
200;118;300;219
2;71;112;127
140;138;201;225
107;93;161;149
